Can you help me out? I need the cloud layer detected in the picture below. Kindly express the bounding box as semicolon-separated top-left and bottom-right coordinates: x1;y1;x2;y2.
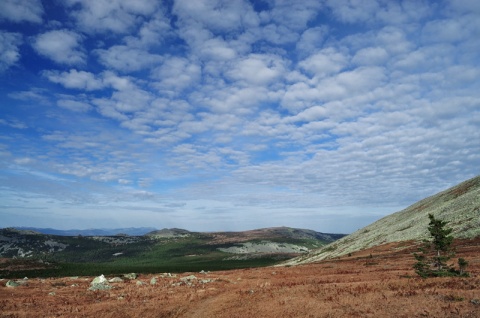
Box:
0;0;479;232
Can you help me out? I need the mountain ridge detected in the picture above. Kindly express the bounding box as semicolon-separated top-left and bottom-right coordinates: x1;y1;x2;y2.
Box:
12;227;158;236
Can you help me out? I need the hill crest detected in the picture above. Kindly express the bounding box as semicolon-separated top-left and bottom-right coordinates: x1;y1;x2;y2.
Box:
284;175;480;265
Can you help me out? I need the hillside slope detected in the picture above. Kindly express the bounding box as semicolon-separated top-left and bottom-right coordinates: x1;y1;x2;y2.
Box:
285;175;480;265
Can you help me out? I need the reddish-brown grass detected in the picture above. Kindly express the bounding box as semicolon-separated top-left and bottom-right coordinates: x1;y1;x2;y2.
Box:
1;238;479;317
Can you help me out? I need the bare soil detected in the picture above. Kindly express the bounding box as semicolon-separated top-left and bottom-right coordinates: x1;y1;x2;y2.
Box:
1;238;479;318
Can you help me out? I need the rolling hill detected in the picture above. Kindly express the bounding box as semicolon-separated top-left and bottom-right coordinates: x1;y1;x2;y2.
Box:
0;226;344;277
284;175;480;265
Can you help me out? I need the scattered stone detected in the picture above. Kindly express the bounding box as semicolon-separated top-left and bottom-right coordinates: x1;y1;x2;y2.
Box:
200;270;209;275
89;274;111;291
109;277;124;283
15;279;28;286
48;292;56;296
69;276;79;280
91;274;107;285
136;280;146;286
180;275;197;282
89;283;112;291
123;273;138;280
150;277;157;285
177;275;199;286
160;272;176;278
6;280;20;288
471;299;480;305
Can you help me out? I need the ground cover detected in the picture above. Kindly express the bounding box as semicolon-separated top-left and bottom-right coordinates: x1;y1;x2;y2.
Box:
1;237;479;317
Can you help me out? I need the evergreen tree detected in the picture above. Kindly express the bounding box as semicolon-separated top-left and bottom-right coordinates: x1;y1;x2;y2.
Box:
413;214;468;277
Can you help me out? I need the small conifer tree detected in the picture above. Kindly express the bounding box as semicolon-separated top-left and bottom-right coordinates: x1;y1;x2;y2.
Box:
413;214;468;277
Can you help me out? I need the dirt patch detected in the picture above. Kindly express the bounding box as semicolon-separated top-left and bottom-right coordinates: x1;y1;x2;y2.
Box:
1;238;479;317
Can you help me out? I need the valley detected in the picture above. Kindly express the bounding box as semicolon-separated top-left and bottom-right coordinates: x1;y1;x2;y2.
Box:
0;227;343;278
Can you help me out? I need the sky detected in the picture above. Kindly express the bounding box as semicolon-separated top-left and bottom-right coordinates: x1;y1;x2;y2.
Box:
0;0;479;234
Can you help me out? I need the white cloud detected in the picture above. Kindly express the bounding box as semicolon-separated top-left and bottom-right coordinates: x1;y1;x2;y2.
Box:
0;118;27;129
151;57;201;95
7;88;50;104
374;26;414;55
90;72;154;119
298;48;349;78
296;26;329;56
57;99;92;112
198;37;237;61
91;99;129;121
191;85;280;114
32;30;86;65
267;0;323;31
64;0;159;34
326;0;379;24
0;31;22;72
43;69;104;91
111;87;152;113
260;23;300;45
421;17;473;44
0;0;43;23
225;54;287;86
447;0;480;14
326;0;430;25
95;45;163;72
123;12;172;48
352;47;389;66
14;157;35;165
173;0;259;34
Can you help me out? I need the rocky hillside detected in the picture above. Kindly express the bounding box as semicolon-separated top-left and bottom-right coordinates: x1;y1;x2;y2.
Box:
284;175;480;265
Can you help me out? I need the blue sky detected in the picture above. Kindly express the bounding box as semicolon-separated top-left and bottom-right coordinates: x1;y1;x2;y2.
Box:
0;0;479;233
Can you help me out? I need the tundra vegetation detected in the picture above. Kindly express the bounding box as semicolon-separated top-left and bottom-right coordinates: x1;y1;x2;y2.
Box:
1;237;479;318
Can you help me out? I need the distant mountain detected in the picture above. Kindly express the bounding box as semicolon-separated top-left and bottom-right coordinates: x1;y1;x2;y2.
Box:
204;227;345;244
0;226;345;266
13;227;158;236
145;228;192;238
284;175;480;265
144;227;346;243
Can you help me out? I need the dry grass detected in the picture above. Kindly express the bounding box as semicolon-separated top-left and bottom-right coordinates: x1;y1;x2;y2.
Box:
1;238;479;317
